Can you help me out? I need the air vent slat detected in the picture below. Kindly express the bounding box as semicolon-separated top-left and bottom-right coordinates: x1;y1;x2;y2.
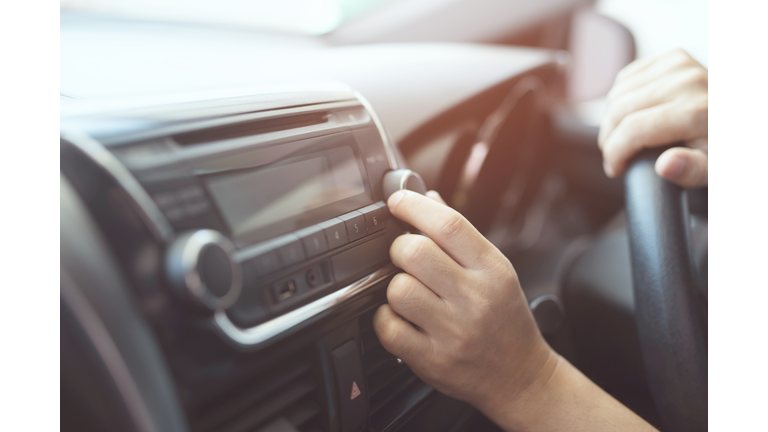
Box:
363;346;391;375
191;349;325;432
283;398;322;427
173;112;330;146
360;325;380;351
362;328;393;374
218;377;316;432
368;362;411;397
370;380;434;431
360;309;433;432
369;373;419;416
195;362;311;431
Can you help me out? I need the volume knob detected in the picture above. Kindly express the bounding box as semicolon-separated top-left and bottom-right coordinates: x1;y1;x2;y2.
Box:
382;169;427;200
165;229;242;312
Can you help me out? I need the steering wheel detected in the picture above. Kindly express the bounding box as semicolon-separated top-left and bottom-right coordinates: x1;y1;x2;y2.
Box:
624;147;708;432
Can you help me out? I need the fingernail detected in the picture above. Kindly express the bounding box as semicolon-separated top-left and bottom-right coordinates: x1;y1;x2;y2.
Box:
664;155;687;180
603;161;614;178
388;190;405;208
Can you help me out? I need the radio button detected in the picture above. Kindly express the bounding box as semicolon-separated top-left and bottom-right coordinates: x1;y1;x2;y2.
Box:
339;211;367;242
320;218;348;250
360;202;387;233
296;225;329;258
276;234;306;267
247;250;281;277
239;239;285;277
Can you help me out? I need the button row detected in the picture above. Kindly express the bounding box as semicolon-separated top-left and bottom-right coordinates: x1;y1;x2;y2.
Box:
240;202;389;279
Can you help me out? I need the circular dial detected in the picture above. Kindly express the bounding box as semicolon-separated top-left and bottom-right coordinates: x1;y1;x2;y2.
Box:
165;229;242;312
382;169;427;200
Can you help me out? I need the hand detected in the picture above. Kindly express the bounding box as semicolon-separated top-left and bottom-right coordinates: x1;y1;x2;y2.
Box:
599;48;708;188
374;191;658;432
373;190;558;424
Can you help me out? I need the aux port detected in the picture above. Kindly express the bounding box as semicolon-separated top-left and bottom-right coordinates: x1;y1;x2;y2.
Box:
306;268;320;288
276;280;296;301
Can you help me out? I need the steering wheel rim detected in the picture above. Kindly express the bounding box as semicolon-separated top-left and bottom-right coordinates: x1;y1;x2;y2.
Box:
624;147;708;431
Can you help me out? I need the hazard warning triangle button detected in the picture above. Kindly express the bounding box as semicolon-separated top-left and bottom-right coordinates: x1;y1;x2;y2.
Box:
332;340;367;432
350;381;361;400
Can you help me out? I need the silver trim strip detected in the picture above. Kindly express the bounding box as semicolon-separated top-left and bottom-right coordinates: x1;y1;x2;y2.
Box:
214;265;399;346
354;91;399;170
61;129;175;243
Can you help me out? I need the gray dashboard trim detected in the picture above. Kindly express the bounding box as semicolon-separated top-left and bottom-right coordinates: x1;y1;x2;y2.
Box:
61;270;158;432
96;99;364;148
60;91;392;245
61;174;189;432
63;87;402;350
112;101;371;176
61;129;175;243
354;91;399;169
214;264;399;346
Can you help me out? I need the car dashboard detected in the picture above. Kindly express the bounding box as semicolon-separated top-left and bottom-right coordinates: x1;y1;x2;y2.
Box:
61;19;567;432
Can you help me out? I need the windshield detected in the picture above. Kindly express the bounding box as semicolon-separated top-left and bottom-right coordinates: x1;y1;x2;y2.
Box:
60;0;395;35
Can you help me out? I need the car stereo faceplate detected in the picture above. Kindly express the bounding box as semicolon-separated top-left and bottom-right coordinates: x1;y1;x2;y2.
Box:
61;83;408;347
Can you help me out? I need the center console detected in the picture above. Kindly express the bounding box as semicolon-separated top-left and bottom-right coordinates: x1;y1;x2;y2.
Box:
61;84;443;432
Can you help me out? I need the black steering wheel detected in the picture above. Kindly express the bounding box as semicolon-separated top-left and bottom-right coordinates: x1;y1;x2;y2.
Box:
624;147;708;432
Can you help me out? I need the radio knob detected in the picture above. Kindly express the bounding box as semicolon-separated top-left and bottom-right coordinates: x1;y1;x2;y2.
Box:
165;229;242;313
382;169;427;200
382;169;428;232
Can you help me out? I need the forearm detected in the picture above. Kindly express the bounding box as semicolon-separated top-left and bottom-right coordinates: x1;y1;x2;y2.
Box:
479;354;658;432
376;191;660;432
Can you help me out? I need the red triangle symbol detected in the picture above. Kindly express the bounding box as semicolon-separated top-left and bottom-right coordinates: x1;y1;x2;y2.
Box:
350;381;361;401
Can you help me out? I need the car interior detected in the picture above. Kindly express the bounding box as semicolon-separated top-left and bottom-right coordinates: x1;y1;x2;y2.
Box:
60;1;708;431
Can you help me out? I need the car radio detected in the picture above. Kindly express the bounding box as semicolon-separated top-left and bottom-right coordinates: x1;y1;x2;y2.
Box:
61;84;426;347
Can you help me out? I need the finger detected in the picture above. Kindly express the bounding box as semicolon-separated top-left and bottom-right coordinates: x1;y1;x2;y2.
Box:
613;54;658;83
386;273;447;332
655;146;708;188
373;304;431;362
602;98;707;177
389;234;467;300
599;69;708;148
612;49;692;84
599;86;663;148
608;50;698;101
426;190;447;205
387;190;496;269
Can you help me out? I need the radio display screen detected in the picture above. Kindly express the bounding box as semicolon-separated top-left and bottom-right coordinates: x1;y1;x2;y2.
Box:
206;146;371;244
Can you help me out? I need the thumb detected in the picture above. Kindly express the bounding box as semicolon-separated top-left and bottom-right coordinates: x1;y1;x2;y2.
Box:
655;147;708;188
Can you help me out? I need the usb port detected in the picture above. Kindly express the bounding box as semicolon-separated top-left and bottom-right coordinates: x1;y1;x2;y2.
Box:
275;280;297;302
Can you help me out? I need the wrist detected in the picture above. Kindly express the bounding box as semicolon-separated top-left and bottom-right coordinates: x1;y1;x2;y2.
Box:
473;343;563;431
478;351;658;432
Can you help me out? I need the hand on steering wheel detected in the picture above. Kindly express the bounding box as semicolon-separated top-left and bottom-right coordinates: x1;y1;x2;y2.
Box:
599;48;708;188
610;49;708;432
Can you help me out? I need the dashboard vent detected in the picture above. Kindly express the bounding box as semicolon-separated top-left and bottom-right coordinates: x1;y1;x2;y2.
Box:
174;111;331;146
360;310;433;432
191;351;325;432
